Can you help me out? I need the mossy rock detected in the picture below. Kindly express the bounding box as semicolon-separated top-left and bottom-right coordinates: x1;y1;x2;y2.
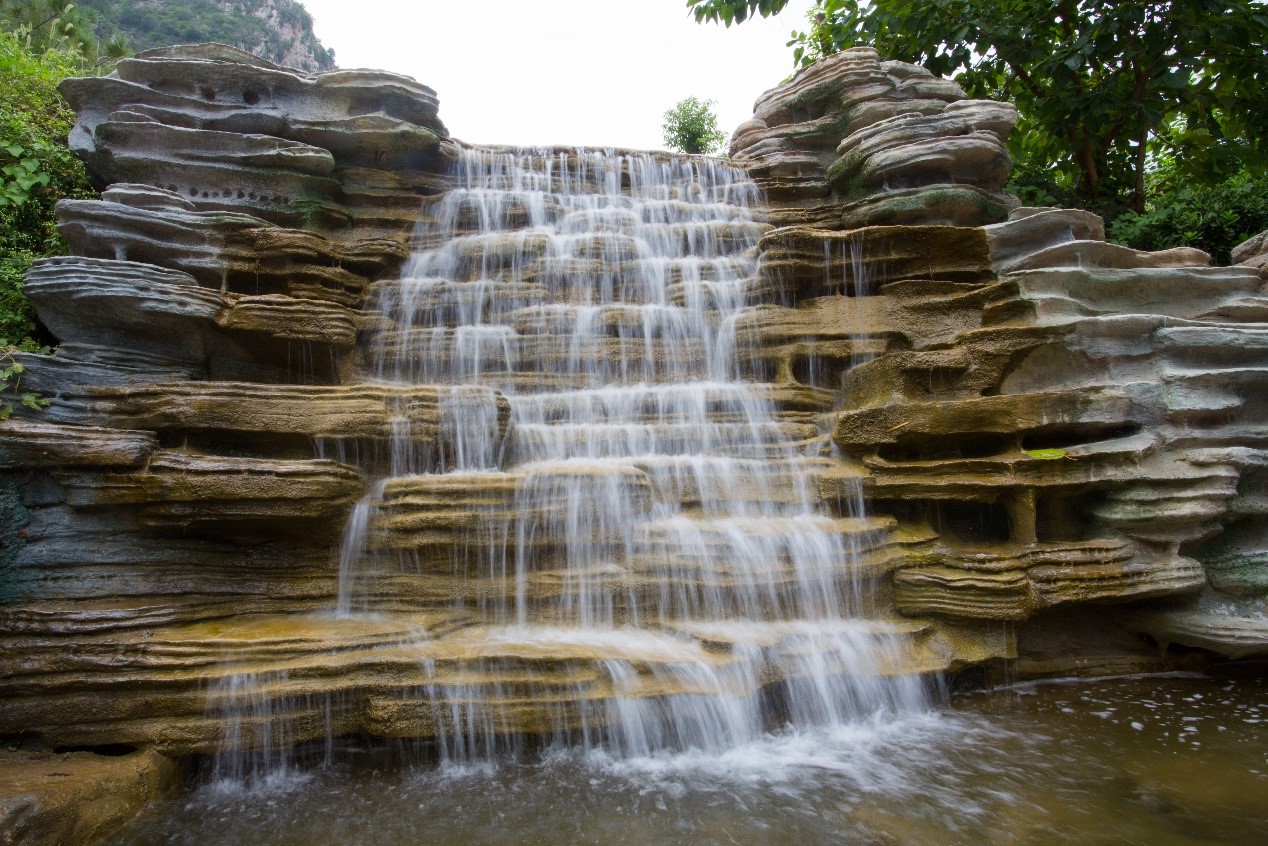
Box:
839;186;1013;229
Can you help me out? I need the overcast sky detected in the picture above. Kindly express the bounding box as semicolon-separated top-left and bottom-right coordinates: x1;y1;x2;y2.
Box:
299;0;817;150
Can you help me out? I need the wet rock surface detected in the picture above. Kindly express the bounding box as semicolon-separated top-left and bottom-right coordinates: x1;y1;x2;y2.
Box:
0;43;1265;825
732;46;1267;669
0;749;178;846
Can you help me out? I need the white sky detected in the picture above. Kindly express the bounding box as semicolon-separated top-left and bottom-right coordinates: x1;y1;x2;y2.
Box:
299;0;818;150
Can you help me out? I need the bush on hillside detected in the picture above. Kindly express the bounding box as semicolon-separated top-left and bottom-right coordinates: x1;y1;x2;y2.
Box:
0;29;97;349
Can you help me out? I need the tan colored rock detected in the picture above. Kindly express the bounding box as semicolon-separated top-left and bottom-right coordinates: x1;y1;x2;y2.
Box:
56;195;404;306
1232;229;1268;278
0;749;178;846
735;48;1013;229
0;421;155;469
23;254;372;383
217;293;357;346
50;382;509;452
758;225;993;303
1119;594;1268;659
894;541;1204;620
58;451;364;529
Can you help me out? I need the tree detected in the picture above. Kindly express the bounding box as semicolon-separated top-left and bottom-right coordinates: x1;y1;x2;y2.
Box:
662;96;728;155
1107;147;1268;264
0;26;97;350
688;1;1268;221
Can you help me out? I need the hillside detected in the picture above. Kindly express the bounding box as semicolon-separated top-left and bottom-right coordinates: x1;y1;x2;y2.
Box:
79;0;335;71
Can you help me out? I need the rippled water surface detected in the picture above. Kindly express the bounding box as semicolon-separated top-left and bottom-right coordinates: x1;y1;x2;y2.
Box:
111;674;1268;846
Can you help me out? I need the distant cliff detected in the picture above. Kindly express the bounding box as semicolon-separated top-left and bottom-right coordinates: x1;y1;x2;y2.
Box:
80;0;336;71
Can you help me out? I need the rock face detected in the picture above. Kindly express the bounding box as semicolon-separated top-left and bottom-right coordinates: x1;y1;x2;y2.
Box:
1235;229;1268;280
60;43;452;239
0;43;1266;803
734;47;1268;670
731;47;1017;229
0;45;488;767
0;748;178;846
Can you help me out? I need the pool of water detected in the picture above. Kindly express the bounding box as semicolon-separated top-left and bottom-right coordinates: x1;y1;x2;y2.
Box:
108;673;1268;846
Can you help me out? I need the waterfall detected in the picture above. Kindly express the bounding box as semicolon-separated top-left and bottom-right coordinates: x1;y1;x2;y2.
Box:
337;147;930;760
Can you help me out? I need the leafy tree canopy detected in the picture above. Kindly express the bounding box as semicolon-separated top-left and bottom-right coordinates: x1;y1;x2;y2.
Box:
689;1;1268;233
663;96;728;155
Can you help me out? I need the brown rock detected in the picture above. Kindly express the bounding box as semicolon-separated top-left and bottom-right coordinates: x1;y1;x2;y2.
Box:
0;748;178;846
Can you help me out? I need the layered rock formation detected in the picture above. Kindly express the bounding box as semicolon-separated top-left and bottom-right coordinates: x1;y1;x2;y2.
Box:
0;43;1266;828
734;47;1268;672
731;47;1016;229
0;46;468;766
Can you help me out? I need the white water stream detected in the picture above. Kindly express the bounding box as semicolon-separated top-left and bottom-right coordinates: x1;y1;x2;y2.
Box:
320;147;927;761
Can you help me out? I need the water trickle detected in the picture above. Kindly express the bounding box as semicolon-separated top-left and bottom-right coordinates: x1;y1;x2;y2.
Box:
332;147;929;760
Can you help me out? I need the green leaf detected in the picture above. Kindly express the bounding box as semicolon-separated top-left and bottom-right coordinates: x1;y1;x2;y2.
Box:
1023;448;1070;460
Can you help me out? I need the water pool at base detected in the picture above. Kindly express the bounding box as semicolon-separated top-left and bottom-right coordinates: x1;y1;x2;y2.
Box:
110;674;1267;846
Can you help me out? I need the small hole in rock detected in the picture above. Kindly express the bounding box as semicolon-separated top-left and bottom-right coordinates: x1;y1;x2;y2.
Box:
243;89;260;105
200;87;216;101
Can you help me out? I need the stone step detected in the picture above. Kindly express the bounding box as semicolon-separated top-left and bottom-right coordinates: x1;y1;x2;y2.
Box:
418;225;763;281
509;420;820;457
410;182;761;218
45;381;510;449
346;543;922;616
508;381;838;421
361;272;763;332
370;332;765;385
0;610;1004;755
892;540;1204;620
428;196;760;240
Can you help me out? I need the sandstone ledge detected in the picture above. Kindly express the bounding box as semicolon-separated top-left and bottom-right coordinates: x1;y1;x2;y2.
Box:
0;748;178;846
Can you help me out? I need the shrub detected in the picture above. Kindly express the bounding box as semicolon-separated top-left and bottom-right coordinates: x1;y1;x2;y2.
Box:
1107;171;1268;266
0;29;97;349
662;97;727;156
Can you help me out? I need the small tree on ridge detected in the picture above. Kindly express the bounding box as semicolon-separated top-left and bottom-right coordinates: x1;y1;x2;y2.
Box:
662;97;727;155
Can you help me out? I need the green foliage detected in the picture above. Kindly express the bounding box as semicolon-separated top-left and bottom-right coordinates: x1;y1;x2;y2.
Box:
74;0;335;70
0;27;97;350
663;96;728;156
688;0;789;26
1023;448;1071;461
0;345;49;420
1108;169;1268;265
690;1;1268;229
0;1;131;67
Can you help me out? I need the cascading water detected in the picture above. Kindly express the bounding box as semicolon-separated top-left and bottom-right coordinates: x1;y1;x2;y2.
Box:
334;146;930;761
